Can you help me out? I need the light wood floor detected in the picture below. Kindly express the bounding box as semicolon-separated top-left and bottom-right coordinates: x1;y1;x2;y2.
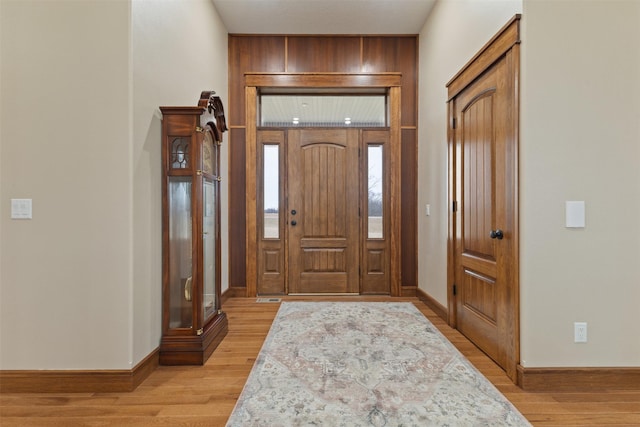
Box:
1;297;639;426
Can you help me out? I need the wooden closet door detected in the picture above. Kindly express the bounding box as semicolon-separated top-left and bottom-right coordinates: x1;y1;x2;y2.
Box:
448;16;520;382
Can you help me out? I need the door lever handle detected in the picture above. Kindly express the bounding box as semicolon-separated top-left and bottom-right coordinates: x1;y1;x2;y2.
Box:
489;229;504;240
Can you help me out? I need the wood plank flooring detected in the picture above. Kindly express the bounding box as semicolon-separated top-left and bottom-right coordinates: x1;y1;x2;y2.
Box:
1;297;639;426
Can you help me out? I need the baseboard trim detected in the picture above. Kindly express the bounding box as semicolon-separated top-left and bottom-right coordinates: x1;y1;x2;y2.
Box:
416;288;448;322
0;348;159;393
400;286;417;297
221;286;247;304
517;365;640;392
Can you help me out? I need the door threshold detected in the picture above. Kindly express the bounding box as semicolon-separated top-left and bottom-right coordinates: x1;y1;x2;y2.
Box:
287;293;360;296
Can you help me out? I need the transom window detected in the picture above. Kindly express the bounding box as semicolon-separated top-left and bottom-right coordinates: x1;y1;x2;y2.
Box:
259;93;387;128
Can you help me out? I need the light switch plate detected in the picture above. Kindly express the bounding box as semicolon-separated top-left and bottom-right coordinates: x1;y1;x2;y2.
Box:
566;201;585;228
11;199;32;219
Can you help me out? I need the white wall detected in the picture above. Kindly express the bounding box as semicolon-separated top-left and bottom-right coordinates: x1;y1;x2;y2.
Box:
0;0;132;369
131;0;229;367
0;0;229;370
419;0;640;368
418;0;523;305
520;0;640;367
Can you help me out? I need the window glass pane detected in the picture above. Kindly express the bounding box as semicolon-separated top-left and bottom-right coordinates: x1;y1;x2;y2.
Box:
168;177;192;328
263;145;279;239
171;137;190;169
368;145;383;239
203;179;216;321
260;95;386;127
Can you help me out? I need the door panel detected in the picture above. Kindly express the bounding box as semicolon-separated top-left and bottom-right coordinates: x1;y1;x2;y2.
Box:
459;87;500;361
453;51;517;370
288;129;359;294
463;92;495;260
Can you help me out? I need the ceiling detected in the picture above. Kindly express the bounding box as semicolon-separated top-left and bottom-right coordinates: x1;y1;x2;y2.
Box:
211;0;437;35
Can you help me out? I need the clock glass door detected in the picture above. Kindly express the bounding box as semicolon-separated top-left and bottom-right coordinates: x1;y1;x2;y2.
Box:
202;178;216;321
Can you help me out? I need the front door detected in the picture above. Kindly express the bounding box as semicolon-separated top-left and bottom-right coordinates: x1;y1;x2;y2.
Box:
287;129;360;294
448;17;520;381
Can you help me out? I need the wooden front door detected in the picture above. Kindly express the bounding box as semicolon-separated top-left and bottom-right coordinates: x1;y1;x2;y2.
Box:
448;17;520;381
287;129;360;294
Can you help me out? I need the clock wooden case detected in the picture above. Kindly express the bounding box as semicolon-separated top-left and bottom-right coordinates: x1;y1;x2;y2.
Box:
159;92;228;365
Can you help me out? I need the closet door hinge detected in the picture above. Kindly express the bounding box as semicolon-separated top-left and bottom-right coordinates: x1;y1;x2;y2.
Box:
453;284;457;296
451;118;457;129
452;201;458;212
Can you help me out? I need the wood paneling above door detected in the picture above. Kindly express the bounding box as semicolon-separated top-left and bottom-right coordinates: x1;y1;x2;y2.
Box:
228;35;418;291
229;35;418;129
363;37;418;126
229;36;286;126
287;37;361;72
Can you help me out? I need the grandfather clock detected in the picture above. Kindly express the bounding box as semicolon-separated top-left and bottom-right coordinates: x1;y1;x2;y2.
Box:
159;91;228;365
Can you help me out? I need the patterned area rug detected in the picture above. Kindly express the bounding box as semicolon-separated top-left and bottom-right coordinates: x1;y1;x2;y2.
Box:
227;302;531;426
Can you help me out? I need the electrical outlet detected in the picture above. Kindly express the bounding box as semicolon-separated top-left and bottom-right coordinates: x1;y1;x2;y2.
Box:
574;322;587;343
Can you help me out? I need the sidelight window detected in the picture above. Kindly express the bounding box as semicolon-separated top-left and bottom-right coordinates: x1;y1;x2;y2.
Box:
368;145;384;239
263;144;279;239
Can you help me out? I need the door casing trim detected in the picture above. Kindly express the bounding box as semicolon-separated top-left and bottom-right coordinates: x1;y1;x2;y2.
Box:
245;73;402;297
